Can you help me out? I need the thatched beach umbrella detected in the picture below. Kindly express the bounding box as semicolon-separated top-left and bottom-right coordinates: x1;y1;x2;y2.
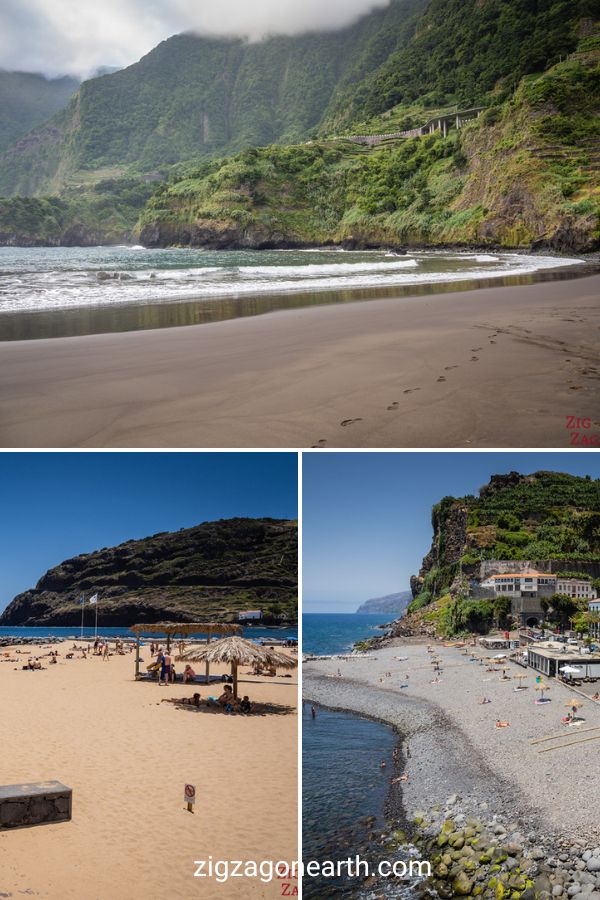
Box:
176;636;297;699
513;674;528;691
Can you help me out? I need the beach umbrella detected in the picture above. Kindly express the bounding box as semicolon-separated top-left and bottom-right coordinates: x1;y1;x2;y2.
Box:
513;674;527;691
176;636;297;699
493;653;507;659
559;666;582;675
535;681;550;701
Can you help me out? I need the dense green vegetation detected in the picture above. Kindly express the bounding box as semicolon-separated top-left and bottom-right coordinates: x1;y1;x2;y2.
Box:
0;178;157;245
0;1;598;250
405;472;600;635
465;472;600;561
0;70;79;153
138;29;600;252
323;0;591;129
0;0;424;197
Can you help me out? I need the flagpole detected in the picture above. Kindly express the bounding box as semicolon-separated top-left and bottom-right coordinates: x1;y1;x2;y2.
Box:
80;595;84;639
95;602;98;639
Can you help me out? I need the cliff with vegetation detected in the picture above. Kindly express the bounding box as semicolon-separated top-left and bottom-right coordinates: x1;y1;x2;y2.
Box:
0;518;298;627
0;0;424;198
391;471;600;638
0;0;597;250
138;28;600;253
0;71;79;154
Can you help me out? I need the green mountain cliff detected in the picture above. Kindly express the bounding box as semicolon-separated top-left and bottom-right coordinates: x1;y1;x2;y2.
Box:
0;518;298;626
0;71;79;154
0;0;598;250
393;471;600;637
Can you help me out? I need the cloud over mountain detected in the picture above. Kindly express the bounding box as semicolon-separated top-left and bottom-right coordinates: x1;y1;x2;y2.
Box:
0;0;391;76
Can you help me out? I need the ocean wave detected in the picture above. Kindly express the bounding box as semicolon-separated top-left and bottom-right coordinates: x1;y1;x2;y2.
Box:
0;250;585;314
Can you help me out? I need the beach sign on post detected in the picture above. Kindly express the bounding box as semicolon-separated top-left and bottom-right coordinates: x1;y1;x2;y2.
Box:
184;783;195;813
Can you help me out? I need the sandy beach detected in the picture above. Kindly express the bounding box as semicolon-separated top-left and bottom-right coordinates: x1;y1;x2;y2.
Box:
304;639;600;841
0;272;599;448
0;641;298;899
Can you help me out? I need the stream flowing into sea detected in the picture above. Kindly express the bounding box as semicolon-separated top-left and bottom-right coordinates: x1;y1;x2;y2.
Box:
0;245;587;340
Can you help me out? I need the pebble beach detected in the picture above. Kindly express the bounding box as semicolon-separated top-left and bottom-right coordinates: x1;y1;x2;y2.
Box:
304;638;600;898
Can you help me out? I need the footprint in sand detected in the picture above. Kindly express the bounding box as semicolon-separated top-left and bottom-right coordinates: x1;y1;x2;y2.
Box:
490;340;497;344
471;347;483;352
437;376;446;383
444;365;459;371
340;418;363;427
403;388;421;394
311;439;327;448
569;385;583;391
387;402;400;411
471;356;479;362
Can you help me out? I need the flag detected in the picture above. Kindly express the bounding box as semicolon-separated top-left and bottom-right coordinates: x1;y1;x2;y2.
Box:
79;594;85;606
89;594;98;605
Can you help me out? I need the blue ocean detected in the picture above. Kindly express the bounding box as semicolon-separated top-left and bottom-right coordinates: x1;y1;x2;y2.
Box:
303;612;391;656
0;624;297;642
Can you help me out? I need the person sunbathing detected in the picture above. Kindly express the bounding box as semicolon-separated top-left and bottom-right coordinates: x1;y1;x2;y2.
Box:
495;720;510;728
161;693;202;708
480;697;491;704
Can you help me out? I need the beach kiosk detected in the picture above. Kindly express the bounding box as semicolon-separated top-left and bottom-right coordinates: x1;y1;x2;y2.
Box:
130;622;242;683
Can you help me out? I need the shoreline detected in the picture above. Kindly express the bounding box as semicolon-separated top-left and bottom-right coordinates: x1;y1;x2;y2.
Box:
304;642;600;897
1;271;599;447
303;640;600;840
0;257;593;343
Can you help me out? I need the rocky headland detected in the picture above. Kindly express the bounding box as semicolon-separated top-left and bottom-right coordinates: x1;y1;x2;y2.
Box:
0;517;297;626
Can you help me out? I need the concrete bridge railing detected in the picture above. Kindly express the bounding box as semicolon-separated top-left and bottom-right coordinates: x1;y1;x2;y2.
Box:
345;106;485;147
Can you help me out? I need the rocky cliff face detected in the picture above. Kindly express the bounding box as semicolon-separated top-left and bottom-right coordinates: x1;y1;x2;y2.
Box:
410;501;468;598
0;518;297;626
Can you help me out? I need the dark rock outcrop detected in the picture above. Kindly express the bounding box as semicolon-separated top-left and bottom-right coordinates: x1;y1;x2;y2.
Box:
0;517;297;626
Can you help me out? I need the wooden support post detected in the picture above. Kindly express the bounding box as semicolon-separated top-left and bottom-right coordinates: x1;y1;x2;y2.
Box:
135;634;140;679
233;661;238;700
205;632;211;685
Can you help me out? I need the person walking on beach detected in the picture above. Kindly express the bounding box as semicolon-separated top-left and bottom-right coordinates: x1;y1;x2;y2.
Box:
311;705;316;719
103;643;109;661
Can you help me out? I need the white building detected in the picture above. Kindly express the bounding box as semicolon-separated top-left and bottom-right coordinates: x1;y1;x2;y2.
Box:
557;578;597;600
480;572;556;597
238;610;262;621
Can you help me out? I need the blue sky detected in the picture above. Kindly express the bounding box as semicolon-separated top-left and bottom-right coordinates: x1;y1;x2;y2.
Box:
0;452;297;612
303;452;600;614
